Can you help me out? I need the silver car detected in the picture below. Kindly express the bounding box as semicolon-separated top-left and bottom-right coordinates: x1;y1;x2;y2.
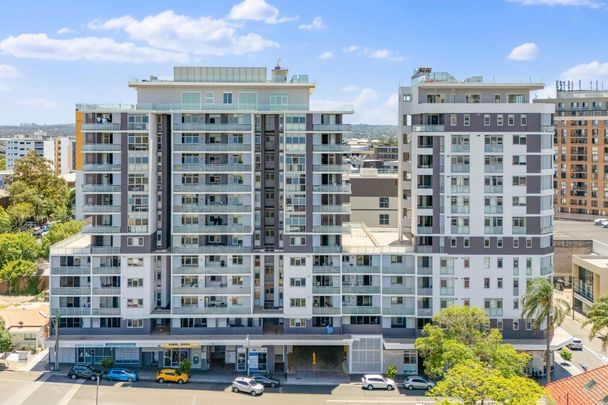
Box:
403;376;435;390
568;338;584;350
361;374;396;390
231;377;265;396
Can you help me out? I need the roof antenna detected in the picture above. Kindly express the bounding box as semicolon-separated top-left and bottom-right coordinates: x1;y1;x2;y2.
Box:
275;58;281;69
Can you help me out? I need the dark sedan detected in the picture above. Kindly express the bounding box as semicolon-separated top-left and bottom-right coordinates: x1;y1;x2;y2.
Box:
251;374;281;387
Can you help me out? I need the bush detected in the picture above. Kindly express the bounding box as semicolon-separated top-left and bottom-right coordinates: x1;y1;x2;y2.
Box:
560;348;573;361
179;359;192;374
101;357;114;369
386;364;397;379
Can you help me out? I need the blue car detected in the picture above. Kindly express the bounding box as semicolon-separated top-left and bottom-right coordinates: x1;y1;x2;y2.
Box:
106;368;138;382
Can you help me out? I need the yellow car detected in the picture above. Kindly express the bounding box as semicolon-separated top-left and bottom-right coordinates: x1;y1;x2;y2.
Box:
156;369;189;384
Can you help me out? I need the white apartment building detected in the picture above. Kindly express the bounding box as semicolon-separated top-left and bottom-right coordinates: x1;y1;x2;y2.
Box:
49;66;562;375
5;134;75;175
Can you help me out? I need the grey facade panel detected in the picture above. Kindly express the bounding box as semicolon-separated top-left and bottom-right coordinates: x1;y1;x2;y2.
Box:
444;113;541;133
526;196;541;215
526;134;541;153
350;177;398;197
526;155;541;174
527;175;541;194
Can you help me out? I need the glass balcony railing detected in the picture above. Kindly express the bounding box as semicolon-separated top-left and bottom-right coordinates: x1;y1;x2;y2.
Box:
451;164;470;173
92;307;121;315
92;287;121;295
173;143;251;152
342;265;381;274
173;184;250;193
51;287;91;295
440;287;455;296
312;164;351;173
513;226;527;234
341;306;380;315
383;305;415;315
486;308;503;317
312;306;341;315
417;226;433;234
451;185;470;193
484;144;504;153
52;307;91;316
484;185;503;194
82;143;121;151
412;125;444;132
173;306;251;315
52;266;91;275
312;184;351;193
172;225;252;234
382;265;415;275
173;204;252;213
312;265;341;274
451;226;469;234
484;165;503;173
83;164;122;172
92;266;121;275
82;184;121;193
382;286;415;295
173;245;249;254
312;124;352;132
342;285;381;294
82;225;121;234
312;204;351;213
81;123;120;131
173;164;252;173
312;286;341;294
417;287;433;295
173;123;252;132
312;144;351;153
81;205;121;213
484;206;503;214
417;308;433;316
484;226;504;234
76;102;354;113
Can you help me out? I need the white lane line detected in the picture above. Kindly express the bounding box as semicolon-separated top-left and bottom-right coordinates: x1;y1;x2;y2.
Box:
56;378;85;405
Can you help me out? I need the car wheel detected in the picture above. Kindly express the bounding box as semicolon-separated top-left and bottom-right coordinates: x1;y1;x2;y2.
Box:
387;385;394;391
232;387;239;393
367;384;374;390
90;376;97;381
158;378;164;384
178;379;183;384
408;385;414;390
427;385;433;390
271;382;276;388
251;391;258;396
70;374;77;380
127;378;133;383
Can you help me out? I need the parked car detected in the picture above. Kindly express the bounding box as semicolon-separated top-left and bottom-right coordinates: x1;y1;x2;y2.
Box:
568;338;584;350
251;374;280;387
156;368;189;384
403;376;435;390
67;364;102;381
594;218;608;225
231;377;264;396
106;368;138;382
361;374;396;390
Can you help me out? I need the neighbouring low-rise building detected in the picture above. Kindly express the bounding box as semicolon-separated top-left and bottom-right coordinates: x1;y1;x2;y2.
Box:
0;303;49;350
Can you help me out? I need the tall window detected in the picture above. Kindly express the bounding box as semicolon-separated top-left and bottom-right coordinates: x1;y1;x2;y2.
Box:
182;92;201;110
223;92;233;104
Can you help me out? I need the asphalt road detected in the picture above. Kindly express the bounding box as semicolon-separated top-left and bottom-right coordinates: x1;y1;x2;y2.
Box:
558;316;608;372
0;371;435;405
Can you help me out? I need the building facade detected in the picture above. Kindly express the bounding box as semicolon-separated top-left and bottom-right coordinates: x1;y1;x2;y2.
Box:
5;134;75;175
49;66;555;374
349;169;398;228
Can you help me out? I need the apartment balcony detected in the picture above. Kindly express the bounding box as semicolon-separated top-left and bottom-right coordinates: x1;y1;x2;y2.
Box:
312;265;341;274
451;185;470;193
342;306;381;315
173;163;252;173
82;143;122;152
440;266;454;275
451;165;470;173
342;265;380;274
484;226;503;235
417;308;433;316
382;265;414;275
484;185;503;194
342;285;381;294
81;205;121;213
417;226;433;234
51;287;91;296
172;225;252;234
412;125;444;132
451;206;470;214
173;204;252;213
541;266;553;276
92;307;121;316
417;266;432;275
484;145;504;153
451;144;470;153
312;184;351;193
312;144;351;153
92;266;121;275
52;266;91;275
486;308;503;317
82;225;121;234
92;287;121;295
173;286;251;295
484;165;503;173
312;225;350;234
173;143;251;152
513;226;527;234
312;164;351;173
82;123;121;131
542;125;554;132
417;287;433;295
440;287;455;296
52;307;91;316
382;286;415;295
172;306;251;315
484;206;503;214
173;184;251;193
173;245;248;254
82;185;121;193
383;305;415;316
312;204;351;214
312;124;352;132
173;123;252;132
451;226;469;235
312;246;342;254
312;286;341;294
312;306;341;315
172;265;251;275
83;164;121;172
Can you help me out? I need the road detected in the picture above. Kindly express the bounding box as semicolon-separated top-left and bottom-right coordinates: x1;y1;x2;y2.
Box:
557;316;608;372
0;371;434;405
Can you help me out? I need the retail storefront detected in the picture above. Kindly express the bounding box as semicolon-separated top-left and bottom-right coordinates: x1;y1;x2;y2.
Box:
161;343;207;370
75;343;139;366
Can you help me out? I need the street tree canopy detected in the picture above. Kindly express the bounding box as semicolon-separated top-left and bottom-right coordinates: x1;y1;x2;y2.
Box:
0;259;37;293
0;319;12;353
0;233;40;269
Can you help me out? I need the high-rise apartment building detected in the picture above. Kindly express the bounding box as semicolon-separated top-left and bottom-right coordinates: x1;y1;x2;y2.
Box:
49;66;557;375
5;133;75;175
536;87;608;218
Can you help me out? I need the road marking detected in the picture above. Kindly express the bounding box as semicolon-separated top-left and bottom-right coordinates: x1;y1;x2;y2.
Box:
1;372;53;405
56;380;83;405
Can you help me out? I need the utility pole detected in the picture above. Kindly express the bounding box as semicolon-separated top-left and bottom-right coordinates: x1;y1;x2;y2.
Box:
96;375;100;405
54;314;60;371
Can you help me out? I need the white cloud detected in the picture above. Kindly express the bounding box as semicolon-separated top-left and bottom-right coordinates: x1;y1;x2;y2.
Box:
0;33;188;63
507;42;540;61
509;0;604;8
298;16;325;30
20;98;57;110
342;45;359;53
532;86;557;100
341;84;360;92
313;88;397;125
0;83;10;92
88;10;277;56
364;48;403;62
560;61;608;81
56;27;74;35
318;51;333;60
0;64;19;78
228;0;297;24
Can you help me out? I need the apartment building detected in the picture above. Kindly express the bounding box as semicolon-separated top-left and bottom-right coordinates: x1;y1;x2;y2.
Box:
5;134;75;175
536;88;608;219
49;66;558;375
349;168;398;228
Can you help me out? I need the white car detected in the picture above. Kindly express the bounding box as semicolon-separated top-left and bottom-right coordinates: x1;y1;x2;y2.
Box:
361;374;396;390
568;338;584;350
403;376;435;390
231;377;264;396
594;218;608;225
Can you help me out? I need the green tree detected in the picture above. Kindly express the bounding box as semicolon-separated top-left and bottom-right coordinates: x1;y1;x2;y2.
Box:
0;319;12;352
386;364;397;379
582;296;608;352
0;207;13;233
521;277;571;383
41;220;83;258
179;359;192;374
101;357;114;370
7;202;35;230
430;360;545;405
0;233;40;269
560;348;573;361
0;259;37;293
0;155;5;171
6;151;69;222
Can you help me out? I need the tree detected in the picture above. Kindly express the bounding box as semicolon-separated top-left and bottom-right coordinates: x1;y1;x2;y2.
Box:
386;364;397;379
101;357;114;370
0;319;12;353
179;359;192;374
5;151;69;222
7;202;35;230
521;277;571;383
0;207;13;233
582;296;608;352
0;259;37;293
0;233;40;270
415;306;529;379
560;348;573;361
430;360;545;405
41;220;84;258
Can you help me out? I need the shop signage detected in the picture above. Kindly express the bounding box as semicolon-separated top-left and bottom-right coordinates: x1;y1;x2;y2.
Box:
160;343;201;349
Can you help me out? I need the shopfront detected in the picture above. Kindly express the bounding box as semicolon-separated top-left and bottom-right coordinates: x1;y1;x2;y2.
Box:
161;343;207;370
75;343;139;366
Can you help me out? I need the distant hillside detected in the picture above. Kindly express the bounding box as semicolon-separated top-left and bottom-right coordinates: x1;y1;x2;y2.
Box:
0;124;75;138
349;124;397;142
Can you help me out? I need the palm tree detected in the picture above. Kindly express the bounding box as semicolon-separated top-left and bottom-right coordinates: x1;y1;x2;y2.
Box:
521;277;571;383
582;296;608;353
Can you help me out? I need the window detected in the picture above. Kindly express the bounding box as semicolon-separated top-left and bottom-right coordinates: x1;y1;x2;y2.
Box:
520;115;527;126
379;214;390;225
204;91;214;104
127;299;143;308
497;114;503;126
495;94;501;103
513;320;519;330
497;238;503;248
127;257;144;267
525;320;532;330
513;155;527;166
484;278;490;288
289;318;306;328
463;115;470;126
513;196;526;206
497;278;503;289
290;298;306;307
483;114;491;126
223;92;233;104
497;319;504;330
513;135;527;145
464;278;470;289
450;114;457;126
484;238;490;248
379;197;389;208
497;257;503;268
513;299;519;309
290;257;306;266
127;237;144;247
484;257;490;268
290;278;306;287
127;319;144;328
508;114;515;126
451;238;457;248
182;92;201;110
290;236;306;246
127;278;143;287
526;238;533;248
513;176;526;186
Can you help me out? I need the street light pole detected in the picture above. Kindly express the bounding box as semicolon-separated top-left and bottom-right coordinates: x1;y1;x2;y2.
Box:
245;334;250;376
96;375;100;405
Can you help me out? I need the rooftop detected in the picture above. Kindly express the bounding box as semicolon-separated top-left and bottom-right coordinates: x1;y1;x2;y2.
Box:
554;220;608;245
409;67;544;90
545;364;608;405
342;225;412;253
0;305;49;331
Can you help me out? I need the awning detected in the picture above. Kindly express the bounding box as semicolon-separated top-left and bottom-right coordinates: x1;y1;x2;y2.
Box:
383;340;416;350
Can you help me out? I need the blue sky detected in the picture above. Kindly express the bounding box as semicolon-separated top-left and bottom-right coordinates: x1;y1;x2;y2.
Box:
0;0;607;125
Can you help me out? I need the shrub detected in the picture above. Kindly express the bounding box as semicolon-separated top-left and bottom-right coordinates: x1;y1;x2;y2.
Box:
179;359;192;374
560;348;573;361
101;357;114;369
386;364;397;379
